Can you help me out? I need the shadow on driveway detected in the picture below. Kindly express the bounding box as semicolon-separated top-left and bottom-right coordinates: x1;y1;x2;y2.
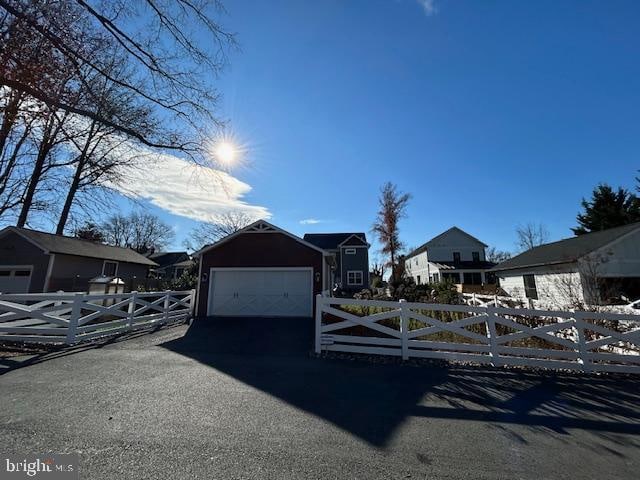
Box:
160;317;640;447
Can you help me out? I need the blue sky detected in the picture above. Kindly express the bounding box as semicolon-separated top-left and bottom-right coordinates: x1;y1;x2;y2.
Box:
117;0;640;254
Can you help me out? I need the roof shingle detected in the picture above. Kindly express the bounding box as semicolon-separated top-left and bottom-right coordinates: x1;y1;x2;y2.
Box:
492;222;640;272
5;227;158;266
303;233;367;250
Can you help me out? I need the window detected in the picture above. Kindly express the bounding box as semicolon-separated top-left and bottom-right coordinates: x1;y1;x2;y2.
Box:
523;274;538;300
0;270;9;276
345;248;356;255
453;252;461;263
472;251;480;262
463;272;482;285
102;261;118;277
416;275;421;285
14;270;31;277
442;272;460;283
433;273;439;282
346;271;363;285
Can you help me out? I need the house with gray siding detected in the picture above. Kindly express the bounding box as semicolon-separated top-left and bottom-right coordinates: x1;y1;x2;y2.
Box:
303;232;370;293
0;227;157;293
149;251;194;279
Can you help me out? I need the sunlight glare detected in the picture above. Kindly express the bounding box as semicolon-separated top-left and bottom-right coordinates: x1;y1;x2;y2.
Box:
215;141;237;165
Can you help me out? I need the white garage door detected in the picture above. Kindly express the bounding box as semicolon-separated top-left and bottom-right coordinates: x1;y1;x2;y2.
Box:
0;266;32;293
208;268;313;317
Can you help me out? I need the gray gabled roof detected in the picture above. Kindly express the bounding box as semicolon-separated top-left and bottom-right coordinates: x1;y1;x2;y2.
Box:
149;251;190;268
491;222;640;272
406;226;487;259
303;232;368;250
2;227;158;266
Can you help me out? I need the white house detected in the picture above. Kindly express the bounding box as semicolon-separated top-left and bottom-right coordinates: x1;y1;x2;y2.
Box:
491;222;640;307
404;227;496;286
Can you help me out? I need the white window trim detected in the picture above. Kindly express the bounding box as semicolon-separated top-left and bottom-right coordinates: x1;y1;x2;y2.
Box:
102;260;119;277
346;270;363;285
344;248;356;255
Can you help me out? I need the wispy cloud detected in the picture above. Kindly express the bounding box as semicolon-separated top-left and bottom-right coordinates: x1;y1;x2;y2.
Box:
112;152;270;223
299;218;322;225
416;0;437;16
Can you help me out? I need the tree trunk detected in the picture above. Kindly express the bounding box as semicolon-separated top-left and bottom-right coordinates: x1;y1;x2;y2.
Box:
16;114;56;227
56;121;97;234
0;90;22;158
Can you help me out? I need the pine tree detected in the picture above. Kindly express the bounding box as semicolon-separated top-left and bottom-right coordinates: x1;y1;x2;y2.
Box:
572;184;640;235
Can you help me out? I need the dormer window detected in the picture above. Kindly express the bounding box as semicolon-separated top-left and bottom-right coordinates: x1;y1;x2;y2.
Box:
453;252;461;263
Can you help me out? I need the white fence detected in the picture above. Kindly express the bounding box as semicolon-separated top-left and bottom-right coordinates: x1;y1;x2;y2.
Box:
0;290;195;345
315;295;640;374
461;292;640;313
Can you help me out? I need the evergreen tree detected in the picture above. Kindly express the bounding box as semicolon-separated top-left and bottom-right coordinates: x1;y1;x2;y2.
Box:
572;184;640;235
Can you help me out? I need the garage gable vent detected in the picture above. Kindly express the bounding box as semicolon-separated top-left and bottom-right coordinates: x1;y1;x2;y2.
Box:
245;221;278;233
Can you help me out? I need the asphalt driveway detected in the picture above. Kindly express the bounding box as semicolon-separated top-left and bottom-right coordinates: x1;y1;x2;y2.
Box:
1;317;639;479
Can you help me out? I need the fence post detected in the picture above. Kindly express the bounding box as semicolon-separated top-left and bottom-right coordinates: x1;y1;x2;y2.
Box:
472;293;476;306
127;291;138;329
314;294;323;354
574;312;591;373
486;306;500;367
189;289;196;320
66;293;83;345
399;299;409;360
494;295;498;307
163;290;171;324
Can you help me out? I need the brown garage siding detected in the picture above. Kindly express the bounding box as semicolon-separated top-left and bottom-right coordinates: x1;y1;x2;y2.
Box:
196;232;324;317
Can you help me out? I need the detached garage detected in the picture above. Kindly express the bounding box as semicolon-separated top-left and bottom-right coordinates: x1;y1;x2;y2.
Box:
195;220;328;318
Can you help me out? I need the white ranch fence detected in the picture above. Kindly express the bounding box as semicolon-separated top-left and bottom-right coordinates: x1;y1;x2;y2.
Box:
0;290;195;345
461;292;640;313
315;295;640;374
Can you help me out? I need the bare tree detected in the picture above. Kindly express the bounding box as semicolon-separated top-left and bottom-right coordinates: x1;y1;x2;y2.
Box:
486;246;512;263
102;212;174;253
184;211;253;251
515;222;549;252
1;0;235;157
372;182;411;284
55;58;153;234
370;254;386;281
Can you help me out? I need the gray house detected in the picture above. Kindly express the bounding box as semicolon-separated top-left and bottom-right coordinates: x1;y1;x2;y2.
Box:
303;233;370;293
0;226;157;293
149;251;194;279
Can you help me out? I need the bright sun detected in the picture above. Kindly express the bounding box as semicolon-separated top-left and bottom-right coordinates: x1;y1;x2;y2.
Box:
215;141;237;165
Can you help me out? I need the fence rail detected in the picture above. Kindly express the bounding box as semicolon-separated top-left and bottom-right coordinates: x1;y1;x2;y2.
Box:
460;292;640;313
0;290;195;345
315;295;640;374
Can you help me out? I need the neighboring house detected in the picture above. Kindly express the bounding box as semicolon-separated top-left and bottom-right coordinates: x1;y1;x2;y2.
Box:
149;251;194;279
303;232;370;293
404;227;496;286
491;222;640;306
0;226;157;293
195;220;330;318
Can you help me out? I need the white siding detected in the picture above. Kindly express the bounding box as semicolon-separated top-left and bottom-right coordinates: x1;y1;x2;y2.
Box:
405;251;430;284
498;266;586;308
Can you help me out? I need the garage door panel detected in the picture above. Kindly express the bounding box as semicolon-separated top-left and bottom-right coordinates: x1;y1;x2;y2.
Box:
0;267;32;294
209;269;312;317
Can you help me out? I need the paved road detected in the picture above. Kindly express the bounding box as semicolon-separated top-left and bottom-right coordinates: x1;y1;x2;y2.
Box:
1;318;639;479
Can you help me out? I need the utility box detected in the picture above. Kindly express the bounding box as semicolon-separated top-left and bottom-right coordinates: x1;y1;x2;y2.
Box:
88;276;125;307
